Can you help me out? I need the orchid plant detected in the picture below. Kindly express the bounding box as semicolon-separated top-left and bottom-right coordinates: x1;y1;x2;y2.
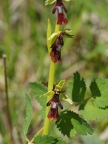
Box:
22;0;108;144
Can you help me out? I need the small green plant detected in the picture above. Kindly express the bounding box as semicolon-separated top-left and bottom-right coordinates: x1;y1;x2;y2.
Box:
22;0;108;143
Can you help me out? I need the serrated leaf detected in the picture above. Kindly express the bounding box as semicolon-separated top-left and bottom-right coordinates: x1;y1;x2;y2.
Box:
34;135;68;144
56;140;68;144
56;111;93;137
90;77;108;108
34;135;57;144
82;133;104;144
79;101;108;121
29;82;47;118
68;72;86;102
22;94;32;137
29;82;47;97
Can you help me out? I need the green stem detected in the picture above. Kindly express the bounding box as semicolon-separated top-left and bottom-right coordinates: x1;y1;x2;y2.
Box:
43;61;55;134
43;24;60;135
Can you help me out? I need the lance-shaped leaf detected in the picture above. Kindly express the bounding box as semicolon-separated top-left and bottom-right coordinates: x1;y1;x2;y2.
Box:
56;111;93;137
22;94;32;137
60;93;73;105
45;0;72;6
90;77;108;108
68;72;86;102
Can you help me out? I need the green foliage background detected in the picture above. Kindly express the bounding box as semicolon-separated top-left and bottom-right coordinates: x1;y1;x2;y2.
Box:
0;0;108;143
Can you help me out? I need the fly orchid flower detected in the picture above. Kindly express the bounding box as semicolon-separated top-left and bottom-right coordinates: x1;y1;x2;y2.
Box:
47;89;63;121
41;80;73;121
48;30;74;63
52;0;68;25
50;33;64;63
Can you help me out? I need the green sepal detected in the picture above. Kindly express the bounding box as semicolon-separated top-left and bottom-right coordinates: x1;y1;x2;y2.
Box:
45;0;72;6
60;93;73;105
41;91;54;97
45;0;56;6
48;30;73;49
63;29;74;38
48;31;62;47
55;79;65;91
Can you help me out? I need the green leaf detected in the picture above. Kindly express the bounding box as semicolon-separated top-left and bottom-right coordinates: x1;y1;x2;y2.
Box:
29;82;47;97
82;133;104;144
79;101;108;121
56;140;68;144
34;135;68;144
22;94;32;137
90;77;108;108
68;72;86;102
29;82;47;118
56;111;93;137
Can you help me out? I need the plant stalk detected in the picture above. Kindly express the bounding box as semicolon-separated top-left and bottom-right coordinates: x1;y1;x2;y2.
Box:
43;24;60;135
2;54;14;142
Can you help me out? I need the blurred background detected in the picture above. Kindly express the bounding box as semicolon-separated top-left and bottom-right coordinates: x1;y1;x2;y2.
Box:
0;0;108;143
